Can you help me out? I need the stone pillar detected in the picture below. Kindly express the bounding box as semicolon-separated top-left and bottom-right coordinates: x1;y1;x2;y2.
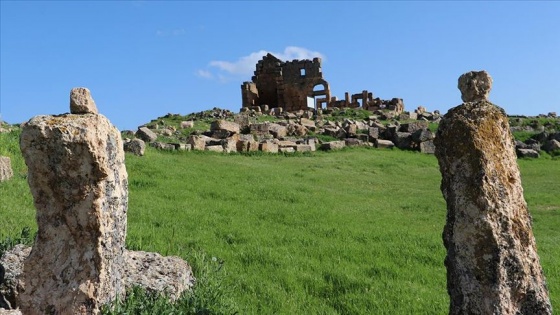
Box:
18;88;128;314
434;71;552;314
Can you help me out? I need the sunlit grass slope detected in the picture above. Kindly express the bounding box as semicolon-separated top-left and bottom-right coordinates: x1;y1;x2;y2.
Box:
1;129;558;313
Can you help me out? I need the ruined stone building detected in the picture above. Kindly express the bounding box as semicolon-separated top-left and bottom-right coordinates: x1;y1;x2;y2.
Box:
241;53;404;113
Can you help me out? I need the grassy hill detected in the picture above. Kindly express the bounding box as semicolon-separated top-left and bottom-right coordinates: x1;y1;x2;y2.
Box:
1;124;559;314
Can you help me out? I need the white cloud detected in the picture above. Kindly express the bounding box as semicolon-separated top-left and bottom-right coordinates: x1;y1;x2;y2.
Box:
199;47;326;80
196;69;213;79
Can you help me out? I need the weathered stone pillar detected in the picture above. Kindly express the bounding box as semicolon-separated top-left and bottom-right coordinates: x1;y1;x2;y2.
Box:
434;71;552;314
18;88;128;314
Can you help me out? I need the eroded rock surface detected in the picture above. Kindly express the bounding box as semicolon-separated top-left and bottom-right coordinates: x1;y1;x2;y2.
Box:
19;113;128;314
70;87;98;114
0;245;30;310
123;250;194;301
434;73;552;314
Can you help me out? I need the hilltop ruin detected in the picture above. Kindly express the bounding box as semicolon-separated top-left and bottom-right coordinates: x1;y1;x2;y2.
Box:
241;53;404;113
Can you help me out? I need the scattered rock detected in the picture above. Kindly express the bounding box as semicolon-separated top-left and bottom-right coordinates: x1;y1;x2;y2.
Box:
69;87;98;114
434;76;552;314
180;121;194;129
517;148;540;158
542;139;560;153
136;127;158;142
123;250;194;301
124;138;146;156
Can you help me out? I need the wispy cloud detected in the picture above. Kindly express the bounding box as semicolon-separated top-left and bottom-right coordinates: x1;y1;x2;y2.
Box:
197;46;325;82
196;69;213;79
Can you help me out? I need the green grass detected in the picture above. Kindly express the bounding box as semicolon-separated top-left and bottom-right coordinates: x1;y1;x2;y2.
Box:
1;130;559;314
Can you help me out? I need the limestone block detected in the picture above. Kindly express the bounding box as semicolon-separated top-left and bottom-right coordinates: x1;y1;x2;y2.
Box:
19;113;128;314
0;157;13;182
299;118;315;130
375;139;395;149
136;127;157;142
295;144;313;152
187;135;206;151
344;138;362;147
411;129;435;143
319;141;345;151
279;147;295;153
222;138;237;153
399;121;428;133
259;141;278;153
123;250;194;301
268;123;287;138
434;100;551;314
70;87;98;114
210;120;239;134
206;145;224;153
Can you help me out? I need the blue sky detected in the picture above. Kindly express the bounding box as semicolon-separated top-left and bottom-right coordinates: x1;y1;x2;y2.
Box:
1;1;559;131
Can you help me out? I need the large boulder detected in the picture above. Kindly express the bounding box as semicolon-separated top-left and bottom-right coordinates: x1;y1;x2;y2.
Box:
0;157;13;182
434;73;552;314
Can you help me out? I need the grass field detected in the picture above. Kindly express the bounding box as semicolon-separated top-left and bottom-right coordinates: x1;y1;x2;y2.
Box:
1;129;559;314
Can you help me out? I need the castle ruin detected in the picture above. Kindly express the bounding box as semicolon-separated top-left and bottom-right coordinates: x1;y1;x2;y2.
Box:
241;53;404;113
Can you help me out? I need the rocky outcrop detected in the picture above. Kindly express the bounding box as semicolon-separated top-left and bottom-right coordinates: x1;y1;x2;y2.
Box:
0;157;13;182
434;72;552;315
19;113;129;314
